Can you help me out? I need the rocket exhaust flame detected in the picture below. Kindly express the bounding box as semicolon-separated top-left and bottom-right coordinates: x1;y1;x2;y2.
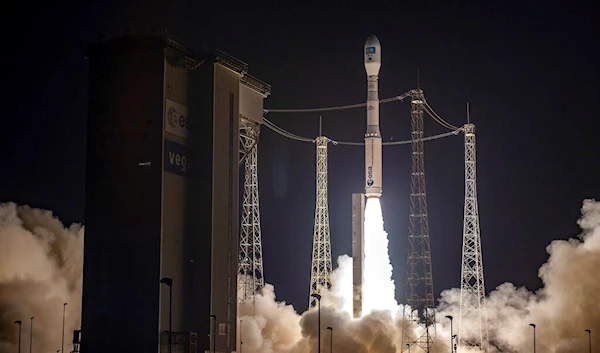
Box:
362;197;398;316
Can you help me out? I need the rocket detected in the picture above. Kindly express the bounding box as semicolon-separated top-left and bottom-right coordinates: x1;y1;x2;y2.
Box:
364;35;382;198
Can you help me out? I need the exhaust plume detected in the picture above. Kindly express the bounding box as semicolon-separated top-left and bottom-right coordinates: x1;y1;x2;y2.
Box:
2;199;599;352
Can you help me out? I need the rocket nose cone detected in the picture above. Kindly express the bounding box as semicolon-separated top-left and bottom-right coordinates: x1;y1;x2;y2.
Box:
365;35;380;47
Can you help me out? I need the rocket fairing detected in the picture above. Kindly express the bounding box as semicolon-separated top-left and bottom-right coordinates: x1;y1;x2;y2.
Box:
364;35;382;198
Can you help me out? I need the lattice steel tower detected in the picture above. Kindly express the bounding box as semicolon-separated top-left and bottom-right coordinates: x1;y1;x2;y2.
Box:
238;119;265;303
402;88;436;352
458;122;489;351
309;135;333;309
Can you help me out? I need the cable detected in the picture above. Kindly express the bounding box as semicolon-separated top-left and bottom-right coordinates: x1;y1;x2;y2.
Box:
334;129;462;146
422;97;462;131
263;118;315;143
264;91;414;114
262;116;463;146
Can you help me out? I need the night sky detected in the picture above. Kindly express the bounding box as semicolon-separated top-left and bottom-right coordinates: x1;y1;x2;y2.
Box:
2;2;598;314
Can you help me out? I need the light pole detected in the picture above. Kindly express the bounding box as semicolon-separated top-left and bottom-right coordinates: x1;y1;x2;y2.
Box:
585;329;591;353
61;303;67;353
311;293;322;353
326;327;333;353
14;320;22;353
406;343;410;353
29;317;34;353
445;315;453;353
239;319;243;353
529;323;536;353
160;278;173;353
210;315;217;353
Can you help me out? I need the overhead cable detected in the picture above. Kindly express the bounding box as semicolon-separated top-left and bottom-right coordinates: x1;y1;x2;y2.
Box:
422;97;462;131
262;116;462;146
264;91;414;114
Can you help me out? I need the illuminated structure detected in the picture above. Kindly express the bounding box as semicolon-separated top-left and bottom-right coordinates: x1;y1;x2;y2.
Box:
402;88;436;352
309;135;334;309
458;122;489;351
82;32;266;353
238;75;271;304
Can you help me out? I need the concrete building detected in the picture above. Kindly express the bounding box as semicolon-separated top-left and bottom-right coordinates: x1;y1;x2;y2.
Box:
82;33;268;353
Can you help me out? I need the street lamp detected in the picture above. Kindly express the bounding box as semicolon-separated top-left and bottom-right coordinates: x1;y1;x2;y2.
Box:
445;315;453;353
210;315;217;353
585;329;591;353
160;278;174;353
529;323;536;353
311;293;322;353
29;317;34;353
61;303;67;353
326;327;333;353
14;321;22;353
240;319;243;353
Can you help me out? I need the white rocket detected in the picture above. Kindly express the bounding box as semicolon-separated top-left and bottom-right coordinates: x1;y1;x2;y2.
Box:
364;35;382;198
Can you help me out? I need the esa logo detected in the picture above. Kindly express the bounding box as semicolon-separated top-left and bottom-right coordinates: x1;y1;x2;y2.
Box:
167;107;191;130
367;166;374;186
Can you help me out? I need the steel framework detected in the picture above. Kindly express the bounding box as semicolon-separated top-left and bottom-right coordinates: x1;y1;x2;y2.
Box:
402;88;436;352
309;136;333;309
237;119;265;304
458;123;489;351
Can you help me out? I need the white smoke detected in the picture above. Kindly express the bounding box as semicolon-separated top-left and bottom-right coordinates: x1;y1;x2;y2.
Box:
2;199;599;353
0;202;83;353
238;199;600;353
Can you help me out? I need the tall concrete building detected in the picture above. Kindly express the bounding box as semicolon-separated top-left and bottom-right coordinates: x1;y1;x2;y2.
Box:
82;33;268;353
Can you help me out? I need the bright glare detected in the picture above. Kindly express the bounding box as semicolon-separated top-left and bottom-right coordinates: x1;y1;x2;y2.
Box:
362;197;398;316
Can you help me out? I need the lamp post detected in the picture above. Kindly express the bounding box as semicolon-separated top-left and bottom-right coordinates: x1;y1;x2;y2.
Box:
326;327;333;353
311;293;322;353
585;329;591;353
14;320;22;353
160;278;173;353
406;343;410;353
210;315;217;353
239;319;243;353
445;315;453;353
529;323;536;353
61;303;67;353
29;317;34;353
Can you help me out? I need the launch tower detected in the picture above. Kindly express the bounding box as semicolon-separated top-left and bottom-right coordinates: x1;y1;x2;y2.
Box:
308;134;334;309
237;75;271;304
458;122;489;351
402;88;436;352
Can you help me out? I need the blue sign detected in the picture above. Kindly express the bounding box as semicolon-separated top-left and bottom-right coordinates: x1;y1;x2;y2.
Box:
366;46;376;54
164;139;194;178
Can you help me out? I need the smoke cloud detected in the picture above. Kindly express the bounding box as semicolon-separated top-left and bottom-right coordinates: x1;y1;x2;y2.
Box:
239;199;600;353
0;203;83;353
1;199;599;353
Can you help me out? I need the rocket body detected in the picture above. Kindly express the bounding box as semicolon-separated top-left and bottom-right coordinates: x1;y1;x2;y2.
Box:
364;36;382;198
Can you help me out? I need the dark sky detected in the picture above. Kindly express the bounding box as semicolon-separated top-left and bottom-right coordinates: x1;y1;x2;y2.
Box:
2;2;598;314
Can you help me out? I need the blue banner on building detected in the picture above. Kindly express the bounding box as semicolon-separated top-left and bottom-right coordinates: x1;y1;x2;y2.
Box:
164;139;194;178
